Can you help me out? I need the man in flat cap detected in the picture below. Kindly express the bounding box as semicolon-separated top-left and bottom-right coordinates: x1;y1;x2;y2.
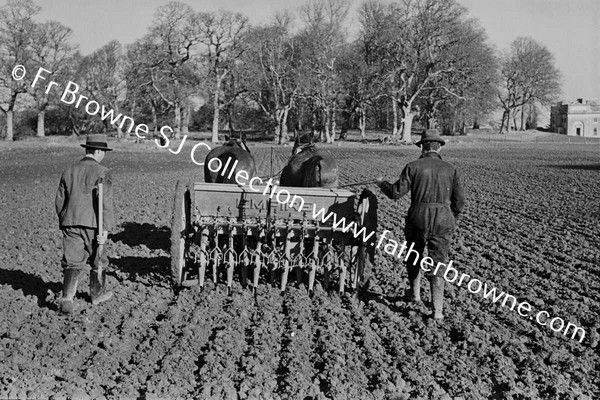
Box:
376;130;464;320
55;134;115;314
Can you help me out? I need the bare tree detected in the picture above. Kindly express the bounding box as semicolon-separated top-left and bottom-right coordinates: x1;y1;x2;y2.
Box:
358;0;403;136
147;1;203;139
359;0;492;142
498;36;561;133
197;10;248;143
296;0;351;143
0;0;40;141
77;41;128;136
124;38;157;132
244;12;298;144
29;20;77;137
419;18;500;134
338;2;394;139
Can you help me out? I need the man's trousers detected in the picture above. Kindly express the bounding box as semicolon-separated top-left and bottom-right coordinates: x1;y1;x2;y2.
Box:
61;226;106;273
403;204;455;318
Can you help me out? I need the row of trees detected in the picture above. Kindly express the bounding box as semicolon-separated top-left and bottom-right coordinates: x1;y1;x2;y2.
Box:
0;0;562;143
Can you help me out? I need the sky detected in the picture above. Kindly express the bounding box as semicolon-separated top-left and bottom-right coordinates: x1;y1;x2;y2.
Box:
32;0;600;102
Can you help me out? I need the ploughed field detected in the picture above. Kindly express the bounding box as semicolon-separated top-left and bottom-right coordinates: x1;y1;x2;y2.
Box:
0;139;599;400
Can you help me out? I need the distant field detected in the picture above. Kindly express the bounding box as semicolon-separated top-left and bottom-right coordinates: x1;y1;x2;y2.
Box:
4;127;600;149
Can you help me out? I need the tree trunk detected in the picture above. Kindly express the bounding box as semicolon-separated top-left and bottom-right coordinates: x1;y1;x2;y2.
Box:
182;103;190;135
385;100;390;130
311;109;319;141
520;106;525;131
324;105;333;144
392;98;399;136
114;103;124;138
4;93;19;141
275;109;283;144
330;103;336;144
276;107;290;145
211;90;220;143
282;108;289;143
274;123;281;144
37;110;45;137
400;103;413;143
174;103;182;140
506;109;511;134
131;97;137;119
151;103;158;134
298;102;303;131
359;107;366;139
499;110;506;134
6;111;14;141
427;114;436;130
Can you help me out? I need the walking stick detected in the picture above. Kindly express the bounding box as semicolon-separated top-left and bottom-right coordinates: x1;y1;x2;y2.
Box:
95;178;104;278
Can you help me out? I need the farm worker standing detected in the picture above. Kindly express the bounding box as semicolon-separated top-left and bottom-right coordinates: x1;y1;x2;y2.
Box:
55;134;115;314
375;130;464;320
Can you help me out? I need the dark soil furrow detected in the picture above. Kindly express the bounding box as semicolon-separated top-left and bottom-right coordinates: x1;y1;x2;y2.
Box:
82;293;174;394
231;290;285;399
274;288;318;400
141;291;229;399
341;295;400;396
308;293;373;399
107;289;200;398
192;292;255;399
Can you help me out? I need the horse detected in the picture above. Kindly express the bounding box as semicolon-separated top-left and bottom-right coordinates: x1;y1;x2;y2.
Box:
204;138;257;183
280;133;339;187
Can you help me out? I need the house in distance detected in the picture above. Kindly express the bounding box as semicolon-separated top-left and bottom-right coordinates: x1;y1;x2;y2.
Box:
550;98;600;136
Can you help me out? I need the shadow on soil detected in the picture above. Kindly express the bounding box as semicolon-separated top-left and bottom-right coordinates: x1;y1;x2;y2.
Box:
110;222;170;251
550;164;600;171
109;255;170;282
0;268;62;308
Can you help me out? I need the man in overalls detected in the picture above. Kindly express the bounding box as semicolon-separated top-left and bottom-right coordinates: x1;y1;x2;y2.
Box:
376;130;465;320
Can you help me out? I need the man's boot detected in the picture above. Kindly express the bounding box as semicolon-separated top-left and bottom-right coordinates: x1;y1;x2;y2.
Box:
90;270;113;306
407;269;421;302
58;269;82;314
430;276;445;320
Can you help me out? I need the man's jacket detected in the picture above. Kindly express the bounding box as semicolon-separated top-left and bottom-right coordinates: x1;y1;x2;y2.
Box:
380;152;464;235
55;156;114;230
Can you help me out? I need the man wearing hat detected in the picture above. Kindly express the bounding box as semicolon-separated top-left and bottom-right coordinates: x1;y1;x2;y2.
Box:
55;134;115;314
376;129;464;320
